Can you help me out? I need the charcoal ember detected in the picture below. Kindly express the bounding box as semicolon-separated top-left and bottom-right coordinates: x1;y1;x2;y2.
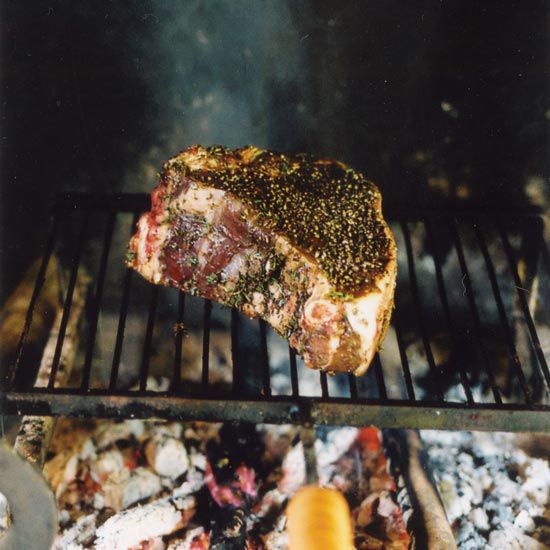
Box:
46;420;410;549
189;449;207;472
260;515;288;550
354;532;385;549
210;507;247;550
103;467;162;511
128;537;166;550
488;525;547;550
166;526;208;549
205;461;257;508
55;454;79;499
377;493;408;543
204;424;262;507
89;450;125;483
259;425;298;464
455;520;489;550
150;423;184;440
468;507;490;532
277;442;305;495
356;493;379;527
316;427;358;467
53;512;97;549
173;468;206;499
207;424;265;479
249;491;287;547
422;430;550;545
145;434;189;479
80;438;98;461
94;496;195;550
94;420;145;450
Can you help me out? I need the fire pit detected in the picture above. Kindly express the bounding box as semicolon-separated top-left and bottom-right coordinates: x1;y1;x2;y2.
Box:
0;192;548;548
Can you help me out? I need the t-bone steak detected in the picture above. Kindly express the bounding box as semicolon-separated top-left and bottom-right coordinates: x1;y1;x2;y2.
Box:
126;145;396;376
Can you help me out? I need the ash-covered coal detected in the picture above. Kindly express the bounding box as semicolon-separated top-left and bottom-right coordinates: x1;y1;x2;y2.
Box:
421;430;550;549
46;419;408;549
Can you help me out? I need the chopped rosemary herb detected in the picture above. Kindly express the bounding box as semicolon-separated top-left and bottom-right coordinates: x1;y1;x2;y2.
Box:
206;273;219;285
327;290;353;301
125;250;136;263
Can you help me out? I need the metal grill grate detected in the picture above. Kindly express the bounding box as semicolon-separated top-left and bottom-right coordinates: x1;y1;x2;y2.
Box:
1;193;549;431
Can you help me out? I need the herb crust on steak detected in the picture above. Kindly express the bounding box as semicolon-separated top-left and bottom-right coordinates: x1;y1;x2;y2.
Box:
127;145;397;376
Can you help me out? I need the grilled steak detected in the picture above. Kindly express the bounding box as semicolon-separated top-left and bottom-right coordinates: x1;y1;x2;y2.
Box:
127;145;396;375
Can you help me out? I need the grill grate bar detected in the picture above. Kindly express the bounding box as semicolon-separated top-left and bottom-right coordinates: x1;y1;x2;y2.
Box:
81;213;116;391
425;217;474;404
320;372;329;398
450;219;502;404
373;355;388;400
348;374;358;399
289;347;299;397
259;319;271;397
110;272;134;389
109;213;139;391
393;318;416;402
231;309;241;394
48;213;89;389
172;292;186;393
4;212;59;390
473;219;533;403
201;300;212;392
139;286;159;392
401;222;445;401
497;219;550;391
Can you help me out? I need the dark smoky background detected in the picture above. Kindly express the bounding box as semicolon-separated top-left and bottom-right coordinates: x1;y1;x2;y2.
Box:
1;0;549;302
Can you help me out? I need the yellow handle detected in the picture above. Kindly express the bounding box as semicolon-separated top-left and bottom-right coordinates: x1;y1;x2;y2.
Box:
286;486;354;550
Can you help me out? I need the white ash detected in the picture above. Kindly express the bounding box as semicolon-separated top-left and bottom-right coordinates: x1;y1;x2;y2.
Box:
94;496;194;550
94;420;145;450
172;474;204;500
56;454;80;499
421;430;550;548
488;526;547;550
0;491;11;540
53;513;97;550
316;427;358;483
262;515;288;550
89;450;125;482
145;434;189;479
49;420;407;548
103;467;162;511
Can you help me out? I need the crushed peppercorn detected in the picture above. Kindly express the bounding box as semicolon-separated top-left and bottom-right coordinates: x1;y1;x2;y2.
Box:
165;145;393;295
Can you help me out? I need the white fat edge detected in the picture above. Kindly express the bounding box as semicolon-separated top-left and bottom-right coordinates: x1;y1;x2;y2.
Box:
136;216;170;284
173;185;226;223
271;233;346;358
344;291;382;362
344;270;394;369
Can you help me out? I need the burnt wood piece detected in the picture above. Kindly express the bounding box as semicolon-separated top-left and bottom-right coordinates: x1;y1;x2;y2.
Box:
383;429;457;550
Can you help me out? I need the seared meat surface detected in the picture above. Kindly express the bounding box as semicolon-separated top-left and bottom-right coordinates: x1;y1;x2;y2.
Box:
127;145;396;375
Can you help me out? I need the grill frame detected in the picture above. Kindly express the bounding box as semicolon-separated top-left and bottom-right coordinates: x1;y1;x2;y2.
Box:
1;192;549;431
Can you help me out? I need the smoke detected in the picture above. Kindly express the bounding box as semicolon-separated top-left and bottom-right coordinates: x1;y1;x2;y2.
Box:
121;0;311;191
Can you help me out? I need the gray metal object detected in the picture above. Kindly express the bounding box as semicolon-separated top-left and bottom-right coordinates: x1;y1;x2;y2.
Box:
0;443;57;550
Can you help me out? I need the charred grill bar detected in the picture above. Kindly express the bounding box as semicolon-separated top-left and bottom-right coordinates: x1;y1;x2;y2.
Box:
1;192;548;432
